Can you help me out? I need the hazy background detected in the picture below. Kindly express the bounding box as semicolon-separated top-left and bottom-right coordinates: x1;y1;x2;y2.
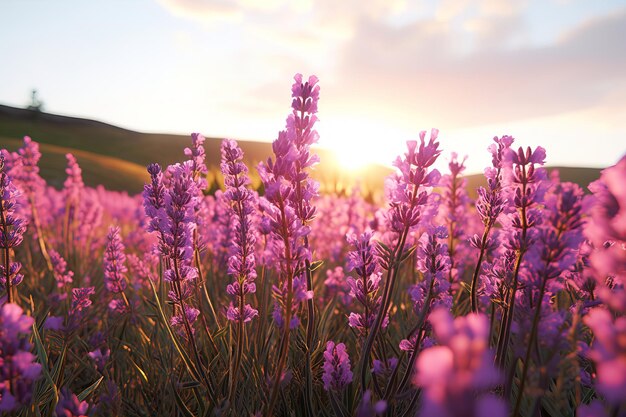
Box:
1;0;625;173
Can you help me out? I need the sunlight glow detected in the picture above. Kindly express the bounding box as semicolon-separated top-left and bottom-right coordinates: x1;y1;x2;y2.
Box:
318;116;410;170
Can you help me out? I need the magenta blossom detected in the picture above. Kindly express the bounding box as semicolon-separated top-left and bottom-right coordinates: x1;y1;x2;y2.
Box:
0;303;42;411
414;308;505;417
322;341;353;391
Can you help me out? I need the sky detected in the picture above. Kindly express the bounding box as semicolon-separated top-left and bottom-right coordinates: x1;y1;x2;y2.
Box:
1;0;625;173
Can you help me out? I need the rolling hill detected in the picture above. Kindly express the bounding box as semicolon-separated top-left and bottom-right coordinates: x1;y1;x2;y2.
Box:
0;104;602;196
0;104;391;194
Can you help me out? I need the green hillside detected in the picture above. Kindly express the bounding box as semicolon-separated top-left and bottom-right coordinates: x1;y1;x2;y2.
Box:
464;166;601;199
0;104;390;194
0;105;603;196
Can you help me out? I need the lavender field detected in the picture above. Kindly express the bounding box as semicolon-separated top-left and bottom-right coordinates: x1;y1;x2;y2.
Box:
1;74;625;417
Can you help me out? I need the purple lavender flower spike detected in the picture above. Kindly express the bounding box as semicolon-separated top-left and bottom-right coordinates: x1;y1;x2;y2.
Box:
103;226;128;294
585;155;626;313
345;231;389;334
414;308;506;417
0;154;27;303
185;133;209;191
3;137;46;223
221;139;258;324
64;153;84;205
0;303;42;411
49;249;74;288
322;341;353;391
495;142;547;367
356;390;387;417
584;308;626;406
143;163;166;237
470;135;514;313
55;387;90;417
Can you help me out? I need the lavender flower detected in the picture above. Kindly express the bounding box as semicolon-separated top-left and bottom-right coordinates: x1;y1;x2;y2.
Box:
436;153;475;284
103;226;127;294
64;153;84;205
148;161;200;333
585;155;626;313
414;308;505;417
356;390;387;417
359;130;442;390
88;346;110;374
143;163;166;238
322;341;353;391
221;139;258;324
70;287;95;316
4;137;46;220
470;136;514;312
286;73;320;224
495;143;547;367
0;154;27;303
323;266;352;305
584;308;626;406
345;231;388;334
49;249;74;288
55;387;90;417
0;303;42;411
184;132;208;191
272;276;313;329
400;226;451;353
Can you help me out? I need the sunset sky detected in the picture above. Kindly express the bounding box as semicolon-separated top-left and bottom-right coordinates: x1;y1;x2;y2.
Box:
1;0;625;173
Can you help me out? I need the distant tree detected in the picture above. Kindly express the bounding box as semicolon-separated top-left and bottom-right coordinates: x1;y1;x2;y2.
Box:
27;89;44;112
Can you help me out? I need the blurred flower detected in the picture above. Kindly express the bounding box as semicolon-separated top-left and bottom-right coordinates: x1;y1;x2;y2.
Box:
322;341;353;391
55;387;90;417
584;308;626;405
103;226;127;294
0;303;42;411
414;308;505;417
585;155;626;313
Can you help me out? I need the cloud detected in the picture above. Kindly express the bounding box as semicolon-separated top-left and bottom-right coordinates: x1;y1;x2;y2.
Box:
157;0;626;133
330;8;626;129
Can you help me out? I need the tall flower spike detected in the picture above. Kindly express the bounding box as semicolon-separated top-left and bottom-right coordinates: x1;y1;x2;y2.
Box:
345;231;388;335
0;303;42;411
49;249;74;288
359;129;442;390
0;154;26;303
585;155;626;313
436;152;474;285
185;133;208;191
221;139;258;324
160;162;200;333
414;309;505;417
103;226;127;294
470;136;514;312
495;143;547;367
3;137;46;221
584;308;626;406
55;387;90;417
64;153;84;205
322;341;353;391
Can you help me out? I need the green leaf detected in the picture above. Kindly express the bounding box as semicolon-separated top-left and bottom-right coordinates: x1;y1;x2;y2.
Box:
181;380;202;389
148;278;203;383
309;260;324;272
172;381;197;417
129;357;149;384
51;343;68;387
32;322;59;408
77;376;104;402
398;245;416;264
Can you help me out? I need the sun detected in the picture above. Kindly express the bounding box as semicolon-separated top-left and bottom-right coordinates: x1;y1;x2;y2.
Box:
317;116;402;171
